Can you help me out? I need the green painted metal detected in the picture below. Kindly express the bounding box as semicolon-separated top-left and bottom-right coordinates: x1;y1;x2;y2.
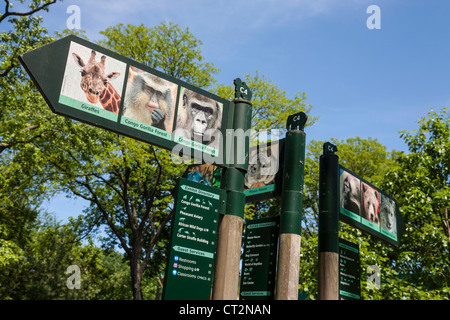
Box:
318;143;340;253
279;113;307;235
219;80;252;218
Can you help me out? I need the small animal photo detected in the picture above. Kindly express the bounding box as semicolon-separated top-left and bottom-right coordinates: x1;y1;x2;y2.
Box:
60;42;127;117
185;164;221;188
122;66;178;132
244;144;279;190
361;182;380;226
380;194;397;235
174;87;223;150
340;169;361;217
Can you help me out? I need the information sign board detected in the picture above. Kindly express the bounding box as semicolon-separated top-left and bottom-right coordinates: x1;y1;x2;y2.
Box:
240;216;280;300
339;238;361;300
339;165;405;246
19;35;229;164
163;178;220;300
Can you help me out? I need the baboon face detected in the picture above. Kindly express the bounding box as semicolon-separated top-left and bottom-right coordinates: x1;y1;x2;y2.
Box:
123;66;176;130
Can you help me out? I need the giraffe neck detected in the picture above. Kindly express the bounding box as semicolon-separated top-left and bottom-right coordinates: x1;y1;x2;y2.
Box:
99;82;121;114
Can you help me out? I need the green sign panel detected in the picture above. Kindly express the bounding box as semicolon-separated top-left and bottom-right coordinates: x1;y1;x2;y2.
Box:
163;178;220;300
339;165;405;247
339;238;361;300
240;216;280;300
19;35;230;164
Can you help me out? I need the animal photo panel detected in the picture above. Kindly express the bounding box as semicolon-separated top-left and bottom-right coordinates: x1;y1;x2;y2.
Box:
173;87;223;156
121;66;178;140
339;167;398;242
59;42;127;121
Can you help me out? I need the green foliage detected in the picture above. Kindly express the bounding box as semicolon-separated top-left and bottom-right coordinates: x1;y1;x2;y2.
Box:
0;213;135;300
214;71;317;133
98;22;219;89
379;108;450;299
299;137;400;299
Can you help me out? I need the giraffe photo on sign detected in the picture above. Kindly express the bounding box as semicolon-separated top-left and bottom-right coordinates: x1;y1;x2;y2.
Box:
59;42;127;121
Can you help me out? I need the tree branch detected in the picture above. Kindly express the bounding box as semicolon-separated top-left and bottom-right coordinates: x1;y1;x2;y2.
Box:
0;0;57;24
142;205;175;271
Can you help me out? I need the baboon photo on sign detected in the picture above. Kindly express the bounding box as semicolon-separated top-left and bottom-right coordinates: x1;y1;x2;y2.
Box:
122;66;178;132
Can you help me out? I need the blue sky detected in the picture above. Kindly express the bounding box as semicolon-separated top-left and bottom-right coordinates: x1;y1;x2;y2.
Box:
22;0;450;220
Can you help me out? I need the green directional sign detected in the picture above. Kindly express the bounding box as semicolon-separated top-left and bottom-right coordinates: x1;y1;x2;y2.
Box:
339;238;361;300
163;178;220;300
339;165;405;247
19;35;230;164
240;216;280;300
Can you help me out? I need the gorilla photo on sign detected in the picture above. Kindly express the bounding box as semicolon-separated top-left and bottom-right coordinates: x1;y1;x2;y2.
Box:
174;88;223;150
123;66;177;131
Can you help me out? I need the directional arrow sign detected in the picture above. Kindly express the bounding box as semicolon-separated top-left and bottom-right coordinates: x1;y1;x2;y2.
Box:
19;35;230;164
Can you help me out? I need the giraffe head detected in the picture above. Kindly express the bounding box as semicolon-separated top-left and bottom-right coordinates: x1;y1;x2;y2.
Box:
72;50;120;104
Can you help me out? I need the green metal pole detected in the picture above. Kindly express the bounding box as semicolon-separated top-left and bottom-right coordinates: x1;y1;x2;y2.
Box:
275;112;307;300
212;79;252;300
318;142;340;300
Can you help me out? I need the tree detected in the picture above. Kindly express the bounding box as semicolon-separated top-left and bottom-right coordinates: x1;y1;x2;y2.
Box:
0;0;59;77
36;22;221;300
0;5;64;283
380;108;450;299
98;22;219;90
1;212;136;300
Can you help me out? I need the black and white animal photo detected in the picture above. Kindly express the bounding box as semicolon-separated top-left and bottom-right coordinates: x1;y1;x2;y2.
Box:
380;195;397;234
244;151;278;189
175;88;222;149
